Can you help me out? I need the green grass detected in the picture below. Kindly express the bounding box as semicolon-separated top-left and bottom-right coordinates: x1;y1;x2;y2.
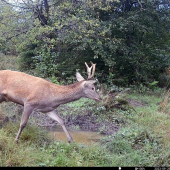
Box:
127;93;170;147
0;127;51;166
1;89;170;166
0;55;19;70
102;91;170;166
0;121;115;166
1;55;170;166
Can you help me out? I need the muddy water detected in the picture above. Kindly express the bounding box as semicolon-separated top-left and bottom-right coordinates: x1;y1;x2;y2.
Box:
49;128;104;145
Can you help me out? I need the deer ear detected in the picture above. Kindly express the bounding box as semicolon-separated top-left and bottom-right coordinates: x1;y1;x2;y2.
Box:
76;72;85;82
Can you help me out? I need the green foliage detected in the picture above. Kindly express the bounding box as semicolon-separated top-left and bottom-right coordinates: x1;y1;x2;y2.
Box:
32;46;59;77
0;121;114;167
148;81;159;90
99;91;170;166
19;43;38;70
1;0;170;86
109;1;170;86
0;55;19;70
40;141;112;166
50;75;60;85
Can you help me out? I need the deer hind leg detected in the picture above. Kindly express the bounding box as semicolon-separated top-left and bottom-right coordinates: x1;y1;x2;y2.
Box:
15;104;34;143
47;111;73;143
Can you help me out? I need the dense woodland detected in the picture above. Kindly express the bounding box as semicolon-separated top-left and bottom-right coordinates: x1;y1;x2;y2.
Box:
0;0;170;87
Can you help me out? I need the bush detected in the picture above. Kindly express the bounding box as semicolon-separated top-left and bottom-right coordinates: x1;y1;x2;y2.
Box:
19;43;39;71
33;47;59;78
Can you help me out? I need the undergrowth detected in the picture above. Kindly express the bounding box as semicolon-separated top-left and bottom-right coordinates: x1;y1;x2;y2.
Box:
0;55;19;71
1;55;170;166
0;121;114;166
99;91;170;166
1;90;170;166
0;128;51;166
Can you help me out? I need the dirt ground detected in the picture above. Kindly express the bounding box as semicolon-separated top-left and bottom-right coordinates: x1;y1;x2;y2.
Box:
30;107;119;136
1;97;146;136
29;98;146;135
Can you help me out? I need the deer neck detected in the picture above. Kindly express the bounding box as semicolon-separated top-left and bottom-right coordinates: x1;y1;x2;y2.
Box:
53;81;84;105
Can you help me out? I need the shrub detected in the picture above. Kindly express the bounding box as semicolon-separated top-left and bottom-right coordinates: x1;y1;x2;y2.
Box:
19;43;39;71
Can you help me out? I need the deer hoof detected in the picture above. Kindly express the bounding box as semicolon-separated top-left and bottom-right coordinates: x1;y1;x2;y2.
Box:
14;138;19;144
68;139;73;143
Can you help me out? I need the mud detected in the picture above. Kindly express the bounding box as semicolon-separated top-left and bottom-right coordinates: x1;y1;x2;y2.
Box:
31;108;119;136
1;97;146;141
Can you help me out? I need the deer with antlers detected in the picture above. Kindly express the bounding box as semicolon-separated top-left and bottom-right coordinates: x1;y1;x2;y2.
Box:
0;62;101;143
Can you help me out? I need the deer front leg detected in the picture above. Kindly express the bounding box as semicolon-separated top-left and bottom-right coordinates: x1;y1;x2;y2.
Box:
15;104;34;143
47;111;73;143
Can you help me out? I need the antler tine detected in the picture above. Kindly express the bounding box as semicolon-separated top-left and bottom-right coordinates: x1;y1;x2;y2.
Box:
85;61;96;80
85;62;92;79
90;61;96;79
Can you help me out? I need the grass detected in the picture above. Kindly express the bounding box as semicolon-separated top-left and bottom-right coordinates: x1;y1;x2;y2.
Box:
1;55;170;166
1;91;170;166
0;55;19;70
0;127;51;166
127;93;170;147
0;121;115;166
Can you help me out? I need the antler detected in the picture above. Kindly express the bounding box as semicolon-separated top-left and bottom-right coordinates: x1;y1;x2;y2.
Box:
85;61;96;80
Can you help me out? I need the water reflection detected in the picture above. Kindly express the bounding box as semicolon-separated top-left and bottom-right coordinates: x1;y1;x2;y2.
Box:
49;129;104;145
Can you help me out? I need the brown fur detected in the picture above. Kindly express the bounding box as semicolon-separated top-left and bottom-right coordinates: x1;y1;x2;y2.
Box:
0;69;101;143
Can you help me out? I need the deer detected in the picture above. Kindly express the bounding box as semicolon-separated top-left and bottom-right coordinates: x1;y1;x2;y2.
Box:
0;61;102;143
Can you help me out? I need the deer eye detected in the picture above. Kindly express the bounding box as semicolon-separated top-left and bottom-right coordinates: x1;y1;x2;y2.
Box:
92;87;95;91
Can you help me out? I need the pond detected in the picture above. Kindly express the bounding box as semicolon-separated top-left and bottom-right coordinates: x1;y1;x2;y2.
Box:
48;126;104;145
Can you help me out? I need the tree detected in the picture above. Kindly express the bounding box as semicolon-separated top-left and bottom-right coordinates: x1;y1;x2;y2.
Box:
0;0;170;87
109;0;170;85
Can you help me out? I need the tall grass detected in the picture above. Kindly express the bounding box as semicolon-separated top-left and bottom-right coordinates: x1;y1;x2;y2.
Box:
0;55;19;70
1;55;170;166
0;122;52;166
100;91;170;166
0;120;115;167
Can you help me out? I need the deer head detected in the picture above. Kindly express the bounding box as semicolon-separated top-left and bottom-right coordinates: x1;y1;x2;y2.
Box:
76;61;102;101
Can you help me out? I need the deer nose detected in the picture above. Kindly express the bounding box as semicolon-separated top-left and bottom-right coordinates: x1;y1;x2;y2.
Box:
96;96;102;102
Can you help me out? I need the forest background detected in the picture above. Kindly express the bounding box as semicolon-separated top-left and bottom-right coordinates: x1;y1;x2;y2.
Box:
1;0;170;88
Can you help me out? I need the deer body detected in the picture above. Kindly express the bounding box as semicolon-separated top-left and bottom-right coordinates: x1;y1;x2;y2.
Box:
0;62;101;143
